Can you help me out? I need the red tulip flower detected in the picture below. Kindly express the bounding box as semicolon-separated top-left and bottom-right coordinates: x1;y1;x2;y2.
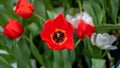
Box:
77;19;95;39
3;19;24;39
40;14;75;50
66;12;95;40
14;0;34;18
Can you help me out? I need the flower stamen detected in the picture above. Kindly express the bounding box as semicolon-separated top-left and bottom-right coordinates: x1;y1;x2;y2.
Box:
51;29;67;45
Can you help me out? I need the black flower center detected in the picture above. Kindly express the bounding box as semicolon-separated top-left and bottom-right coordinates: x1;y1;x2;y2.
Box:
52;31;65;43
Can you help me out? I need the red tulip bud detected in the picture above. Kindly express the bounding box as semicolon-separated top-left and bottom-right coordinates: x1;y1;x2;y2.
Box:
15;0;34;18
3;19;24;39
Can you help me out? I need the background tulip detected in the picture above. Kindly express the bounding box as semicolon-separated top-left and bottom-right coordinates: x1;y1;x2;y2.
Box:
3;19;24;39
14;0;34;18
91;33;117;50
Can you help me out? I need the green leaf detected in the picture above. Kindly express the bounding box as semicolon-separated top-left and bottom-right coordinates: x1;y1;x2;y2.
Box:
96;24;120;33
62;50;72;68
83;1;97;25
84;36;102;58
42;0;53;10
91;2;103;24
69;50;76;64
0;54;15;63
92;58;105;68
33;0;46;19
23;35;44;66
47;11;56;19
4;37;14;49
28;22;40;37
15;38;32;68
111;0;119;23
84;36;92;68
0;0;19;19
0;56;13;68
53;51;63;68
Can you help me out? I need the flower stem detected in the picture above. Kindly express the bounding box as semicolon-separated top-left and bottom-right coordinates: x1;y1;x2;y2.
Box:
34;13;46;22
96;24;120;32
76;0;82;12
102;50;109;58
107;52;113;68
75;39;81;47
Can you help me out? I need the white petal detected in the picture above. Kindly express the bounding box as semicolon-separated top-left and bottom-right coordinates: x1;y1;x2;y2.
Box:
108;35;117;45
66;14;74;23
0;50;8;55
102;33;117;45
81;12;94;26
0;26;4;32
91;33;96;45
102;45;117;50
66;12;94;29
96;34;109;47
66;14;80;29
74;13;83;19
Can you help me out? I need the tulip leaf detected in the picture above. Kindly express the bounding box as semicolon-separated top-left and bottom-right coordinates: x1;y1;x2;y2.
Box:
62;50;72;68
96;24;120;33
69;50;76;64
53;51;63;68
15;38;32;68
33;0;46;19
110;0;119;23
47;11;56;19
84;36;102;58
83;0;97;25
0;54;16;63
4;37;14;49
84;36;92;68
0;56;13;68
23;35;45;66
92;58;105;68
28;22;40;37
91;2;103;24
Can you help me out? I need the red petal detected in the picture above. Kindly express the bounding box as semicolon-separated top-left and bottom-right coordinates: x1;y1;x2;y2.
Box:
54;14;67;29
40;19;55;41
15;6;33;18
86;25;95;38
65;22;74;38
77;20;87;39
64;37;74;50
15;0;34;18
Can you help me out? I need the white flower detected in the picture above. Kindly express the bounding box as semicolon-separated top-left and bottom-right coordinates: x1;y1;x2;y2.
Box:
91;33;117;50
66;12;94;29
0;26;4;32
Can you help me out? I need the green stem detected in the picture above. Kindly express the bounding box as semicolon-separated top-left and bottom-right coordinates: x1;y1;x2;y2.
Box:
34;13;46;22
107;52;113;68
96;24;120;32
76;0;82;12
102;50;109;58
75;39;81;47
